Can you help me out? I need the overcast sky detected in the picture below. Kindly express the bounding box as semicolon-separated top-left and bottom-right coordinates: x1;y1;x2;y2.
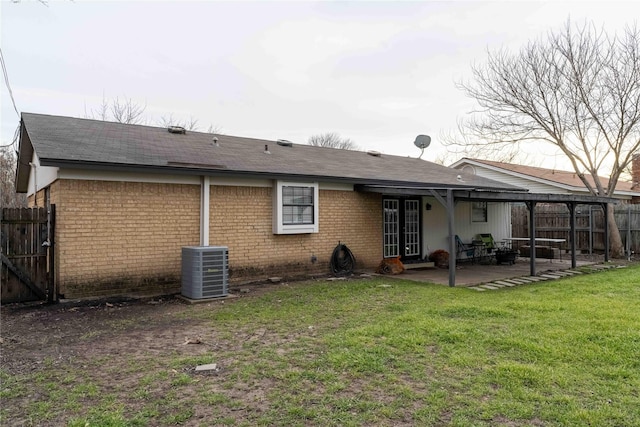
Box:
1;1;638;166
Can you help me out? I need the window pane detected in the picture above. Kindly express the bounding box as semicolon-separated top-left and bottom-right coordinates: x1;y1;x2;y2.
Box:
383;199;399;257
283;186;313;206
472;202;487;222
283;206;313;225
282;185;314;225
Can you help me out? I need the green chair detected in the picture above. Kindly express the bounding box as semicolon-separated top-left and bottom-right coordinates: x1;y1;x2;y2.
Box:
477;233;497;254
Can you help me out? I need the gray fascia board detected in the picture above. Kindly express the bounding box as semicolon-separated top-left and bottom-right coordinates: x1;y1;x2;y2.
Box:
39;158;519;189
357;185;616;205
356;184;525;195
452;190;617;205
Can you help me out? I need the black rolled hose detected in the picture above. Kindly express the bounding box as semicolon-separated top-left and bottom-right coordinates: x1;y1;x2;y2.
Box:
330;242;356;276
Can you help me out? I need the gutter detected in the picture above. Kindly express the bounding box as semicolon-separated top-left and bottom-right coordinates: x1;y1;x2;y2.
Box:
37;158;524;193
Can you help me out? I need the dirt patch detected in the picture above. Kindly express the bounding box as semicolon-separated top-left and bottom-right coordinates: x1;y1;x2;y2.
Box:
1;280;301;425
0;281;290;376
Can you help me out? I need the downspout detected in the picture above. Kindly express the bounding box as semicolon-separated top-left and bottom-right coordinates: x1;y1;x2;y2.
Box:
29;162;37;207
200;176;210;246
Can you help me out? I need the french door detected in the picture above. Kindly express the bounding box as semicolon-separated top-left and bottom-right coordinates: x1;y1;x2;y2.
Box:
383;198;422;261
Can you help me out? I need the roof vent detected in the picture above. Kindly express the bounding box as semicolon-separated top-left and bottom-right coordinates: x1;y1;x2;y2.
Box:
212;136;219;147
168;126;186;134
277;139;293;147
367;150;382;157
264;144;271;154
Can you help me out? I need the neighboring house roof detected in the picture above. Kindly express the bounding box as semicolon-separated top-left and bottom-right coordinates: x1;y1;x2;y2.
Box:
450;158;640;199
17;113;524;193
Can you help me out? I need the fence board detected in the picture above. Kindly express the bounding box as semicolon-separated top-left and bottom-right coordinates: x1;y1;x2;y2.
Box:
1;206;54;304
511;203;640;254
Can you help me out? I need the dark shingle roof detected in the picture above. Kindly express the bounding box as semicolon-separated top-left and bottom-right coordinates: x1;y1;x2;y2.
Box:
20;113;522;191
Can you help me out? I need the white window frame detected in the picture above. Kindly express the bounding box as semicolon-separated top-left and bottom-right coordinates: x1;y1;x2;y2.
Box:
273;180;319;234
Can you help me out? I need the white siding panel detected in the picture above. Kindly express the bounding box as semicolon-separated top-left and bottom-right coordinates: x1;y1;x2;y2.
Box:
27;153;58;197
458;166;572;194
422;197;512;256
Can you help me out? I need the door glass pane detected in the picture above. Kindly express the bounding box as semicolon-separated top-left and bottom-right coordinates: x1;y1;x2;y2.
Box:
383;199;399;257
404;200;420;256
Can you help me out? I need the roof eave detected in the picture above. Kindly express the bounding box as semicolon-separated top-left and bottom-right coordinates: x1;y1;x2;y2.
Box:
37;158;523;191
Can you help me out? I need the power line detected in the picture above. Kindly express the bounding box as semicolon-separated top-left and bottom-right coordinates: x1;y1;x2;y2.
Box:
0;126;20;149
0;47;20;117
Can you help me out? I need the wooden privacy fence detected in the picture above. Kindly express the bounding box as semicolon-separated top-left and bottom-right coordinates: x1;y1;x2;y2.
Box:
512;203;640;255
1;206;55;304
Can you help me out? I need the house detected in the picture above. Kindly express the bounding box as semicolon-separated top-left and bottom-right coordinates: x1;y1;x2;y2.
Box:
14;114;614;298
450;158;640;201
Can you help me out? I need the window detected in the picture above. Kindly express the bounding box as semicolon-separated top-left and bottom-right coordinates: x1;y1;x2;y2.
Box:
471;201;487;222
273;181;319;234
282;186;314;225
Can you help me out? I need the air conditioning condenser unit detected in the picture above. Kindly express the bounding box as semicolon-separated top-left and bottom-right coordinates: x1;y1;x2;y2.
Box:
181;246;228;299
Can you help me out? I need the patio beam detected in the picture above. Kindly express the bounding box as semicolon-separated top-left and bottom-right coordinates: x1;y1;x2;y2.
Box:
526;201;537;276
603;203;610;262
446;189;456;287
567;202;577;269
357;185;616;205
429;189;457;287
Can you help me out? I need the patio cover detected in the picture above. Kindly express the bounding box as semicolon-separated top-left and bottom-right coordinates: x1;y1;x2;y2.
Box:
356;185;618;286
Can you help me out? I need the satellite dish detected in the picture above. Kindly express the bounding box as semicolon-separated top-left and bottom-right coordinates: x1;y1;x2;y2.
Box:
414;134;431;159
414;134;431;149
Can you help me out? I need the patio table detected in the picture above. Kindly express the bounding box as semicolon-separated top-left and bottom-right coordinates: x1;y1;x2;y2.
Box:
504;237;566;260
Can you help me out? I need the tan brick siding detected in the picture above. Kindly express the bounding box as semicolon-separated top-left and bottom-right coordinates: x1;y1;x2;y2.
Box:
210;186;382;282
46;179;383;298
27;189;47;208
51;180;200;298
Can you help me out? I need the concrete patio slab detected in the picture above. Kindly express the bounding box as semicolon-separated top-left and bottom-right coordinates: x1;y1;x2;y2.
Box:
388;257;596;287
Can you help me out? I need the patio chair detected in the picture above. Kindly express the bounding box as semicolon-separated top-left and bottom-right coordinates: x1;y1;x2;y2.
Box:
455;235;476;263
477;233;497;254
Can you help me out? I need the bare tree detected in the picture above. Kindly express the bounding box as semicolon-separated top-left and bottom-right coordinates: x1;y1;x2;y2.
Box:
1;148;27;208
308;132;359;150
110;97;146;124
85;97;223;133
456;20;640;257
206;124;223;135
158;114;200;131
84;95;147;124
436;130;524;166
159;115;224;134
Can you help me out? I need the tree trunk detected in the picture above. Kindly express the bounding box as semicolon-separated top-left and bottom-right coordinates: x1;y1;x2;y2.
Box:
607;204;624;258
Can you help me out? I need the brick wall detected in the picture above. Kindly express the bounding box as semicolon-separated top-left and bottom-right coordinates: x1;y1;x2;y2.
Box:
51;180;200;298
209;186;382;282
46;179;383;298
27;188;47;207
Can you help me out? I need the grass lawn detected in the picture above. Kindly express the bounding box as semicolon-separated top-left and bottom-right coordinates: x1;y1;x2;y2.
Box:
1;264;639;426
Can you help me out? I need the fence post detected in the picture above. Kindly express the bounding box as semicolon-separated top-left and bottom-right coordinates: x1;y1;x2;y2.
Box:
603;204;610;262
568;202;577;269
526;201;537;276
589;206;594;254
627;204;632;261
